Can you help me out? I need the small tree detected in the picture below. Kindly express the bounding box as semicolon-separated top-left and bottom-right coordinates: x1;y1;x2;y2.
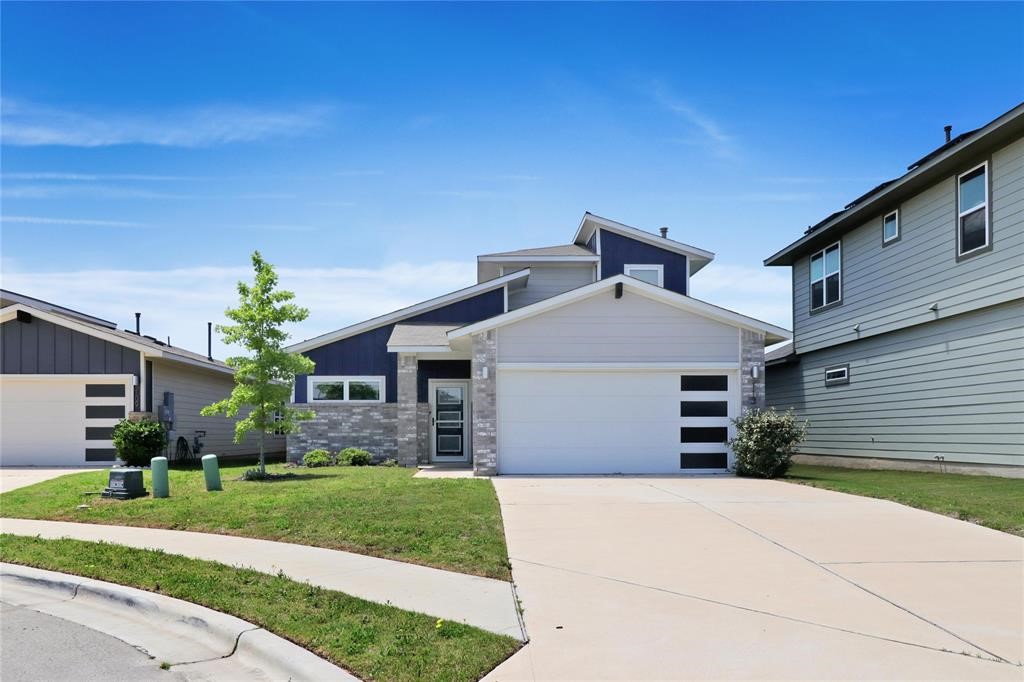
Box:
730;408;808;479
201;251;315;476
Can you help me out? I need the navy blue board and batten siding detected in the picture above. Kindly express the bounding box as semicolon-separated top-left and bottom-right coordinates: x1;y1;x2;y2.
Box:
597;229;688;295
1;317;140;378
295;289;503;403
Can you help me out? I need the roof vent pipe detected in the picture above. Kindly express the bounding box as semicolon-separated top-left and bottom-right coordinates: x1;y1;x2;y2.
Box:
944;125;952;143
207;322;213;360
135;312;141;335
659;227;669;238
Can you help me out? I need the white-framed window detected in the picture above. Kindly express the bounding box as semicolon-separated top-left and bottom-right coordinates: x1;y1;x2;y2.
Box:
307;376;385;403
809;242;841;310
957;161;990;257
824;364;850;387
624;263;664;287
882;209;900;244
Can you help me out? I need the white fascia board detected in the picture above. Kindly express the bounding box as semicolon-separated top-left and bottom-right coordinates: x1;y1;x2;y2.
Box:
448;275;791;342
0;304;163;357
498;362;740;371
572;213;716;267
288;268;531;353
0;373;136;382
386;345;452;354
477;255;600;263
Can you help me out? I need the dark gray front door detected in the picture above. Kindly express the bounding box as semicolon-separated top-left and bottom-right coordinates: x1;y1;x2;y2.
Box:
430;382;469;461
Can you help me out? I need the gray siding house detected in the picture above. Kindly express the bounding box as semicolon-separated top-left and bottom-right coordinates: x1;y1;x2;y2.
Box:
288;212;788;475
0;290;284;466
764;104;1024;476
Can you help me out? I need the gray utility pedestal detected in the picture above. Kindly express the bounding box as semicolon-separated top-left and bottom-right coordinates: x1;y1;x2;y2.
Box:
101;468;148;500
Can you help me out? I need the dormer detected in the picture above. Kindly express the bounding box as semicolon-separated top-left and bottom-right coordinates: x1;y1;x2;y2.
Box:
573;213;714;297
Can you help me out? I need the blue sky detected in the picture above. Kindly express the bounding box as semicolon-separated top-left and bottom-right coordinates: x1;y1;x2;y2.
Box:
2;2;1022;356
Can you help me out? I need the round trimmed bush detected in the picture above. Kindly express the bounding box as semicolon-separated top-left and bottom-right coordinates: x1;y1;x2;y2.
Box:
338;447;372;466
729;408;808;479
111;418;166;467
302;448;332;468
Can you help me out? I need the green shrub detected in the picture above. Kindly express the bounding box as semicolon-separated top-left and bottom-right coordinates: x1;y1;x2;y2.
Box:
111;418;166;467
338;447;372;466
730;408;808;479
378;458;400;467
302;449;332;468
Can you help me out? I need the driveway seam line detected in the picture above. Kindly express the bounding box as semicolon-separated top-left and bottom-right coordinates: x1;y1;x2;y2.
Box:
508;556;1012;666
645;483;1014;665
821;559;1022;565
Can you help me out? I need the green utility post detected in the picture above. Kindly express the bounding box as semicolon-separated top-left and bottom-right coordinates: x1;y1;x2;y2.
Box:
202;454;223;491
150;456;169;498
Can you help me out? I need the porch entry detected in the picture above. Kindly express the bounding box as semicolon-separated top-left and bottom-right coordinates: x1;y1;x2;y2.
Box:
428;379;471;462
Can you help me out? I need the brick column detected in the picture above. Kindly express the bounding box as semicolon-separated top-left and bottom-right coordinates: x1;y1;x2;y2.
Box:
471;330;497;476
396;353;419;467
740;329;766;413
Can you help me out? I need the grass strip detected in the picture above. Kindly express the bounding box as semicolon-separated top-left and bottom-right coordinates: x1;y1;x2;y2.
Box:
0;534;520;682
0;464;511;580
786;464;1024;536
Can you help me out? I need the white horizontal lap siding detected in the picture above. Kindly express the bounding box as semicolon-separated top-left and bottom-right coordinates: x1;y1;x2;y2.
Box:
150;360;285;458
497;290;739;363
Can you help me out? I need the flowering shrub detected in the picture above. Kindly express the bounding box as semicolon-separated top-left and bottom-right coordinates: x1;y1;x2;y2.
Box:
730;408;808;479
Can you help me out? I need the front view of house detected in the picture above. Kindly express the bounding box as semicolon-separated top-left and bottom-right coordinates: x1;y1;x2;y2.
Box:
288;213;789;475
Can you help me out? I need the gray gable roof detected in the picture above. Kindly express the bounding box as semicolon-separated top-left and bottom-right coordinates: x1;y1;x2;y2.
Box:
479;244;596;258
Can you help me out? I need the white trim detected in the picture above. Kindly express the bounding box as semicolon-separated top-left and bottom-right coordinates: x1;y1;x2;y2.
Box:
623;263;665;287
139;350;147;411
503;284;509;313
595;228;602;280
573;213;715;272
0;373;135;383
428;379;471;462
386;345;451;354
448;274;791;343
882;209;900;243
497;362;740;372
306;375;386;403
809;241;842;309
956;160;990;257
287;268;531;353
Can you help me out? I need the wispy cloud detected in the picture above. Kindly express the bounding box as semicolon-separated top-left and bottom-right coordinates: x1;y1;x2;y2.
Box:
422;189;502;199
0;172;202;182
1;215;146;228
0;261;477;358
734;192;818;203
1;98;334;148
690;263;792;330
648;83;736;160
1;184;198;200
334;170;385;177
222;223;316;232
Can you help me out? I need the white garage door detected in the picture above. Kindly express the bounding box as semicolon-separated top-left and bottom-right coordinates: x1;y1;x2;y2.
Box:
497;369;739;474
0;375;132;466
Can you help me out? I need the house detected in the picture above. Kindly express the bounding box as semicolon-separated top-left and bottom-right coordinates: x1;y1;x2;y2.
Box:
287;213;789;475
0;290;285;466
764;103;1024;477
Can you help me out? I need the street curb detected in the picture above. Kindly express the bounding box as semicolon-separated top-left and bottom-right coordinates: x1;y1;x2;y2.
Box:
1;562;356;681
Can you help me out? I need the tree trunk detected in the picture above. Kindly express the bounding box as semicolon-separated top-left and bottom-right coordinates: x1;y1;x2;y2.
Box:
259;429;266;475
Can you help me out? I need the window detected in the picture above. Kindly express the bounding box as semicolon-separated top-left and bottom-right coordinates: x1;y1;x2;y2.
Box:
308;376;385;403
624;264;664;287
882;209;899;244
824;364;850;387
680;375;728;391
809;242;841;310
957;162;990;257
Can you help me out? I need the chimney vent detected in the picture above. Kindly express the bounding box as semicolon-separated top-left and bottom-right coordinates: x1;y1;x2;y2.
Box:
135;312;141;335
944;125;952;143
207;322;213;361
659;226;669;238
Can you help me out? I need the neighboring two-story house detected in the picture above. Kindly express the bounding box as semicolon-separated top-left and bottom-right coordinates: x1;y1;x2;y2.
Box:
288;213;789;475
764;104;1024;476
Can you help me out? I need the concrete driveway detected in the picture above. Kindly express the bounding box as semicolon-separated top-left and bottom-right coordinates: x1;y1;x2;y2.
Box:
0;468;95;494
488;476;1023;680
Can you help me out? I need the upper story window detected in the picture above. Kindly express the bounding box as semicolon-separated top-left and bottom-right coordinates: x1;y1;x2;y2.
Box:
624;263;664;287
882;209;899;244
957;161;990;258
809;242;841;310
308;376;385;403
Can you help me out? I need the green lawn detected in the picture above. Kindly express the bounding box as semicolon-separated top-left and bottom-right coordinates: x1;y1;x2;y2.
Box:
786;464;1024;536
0;534;519;682
0;464;510;580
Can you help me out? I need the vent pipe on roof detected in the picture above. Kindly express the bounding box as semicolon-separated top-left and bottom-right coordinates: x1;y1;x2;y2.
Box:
659;227;669;238
135;312;141;335
207;322;213;361
944;125;952;143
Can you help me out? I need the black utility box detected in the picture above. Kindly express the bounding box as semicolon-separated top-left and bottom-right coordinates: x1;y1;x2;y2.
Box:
101;468;148;500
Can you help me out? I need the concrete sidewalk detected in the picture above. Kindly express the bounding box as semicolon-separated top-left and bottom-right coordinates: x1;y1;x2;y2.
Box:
0;518;524;640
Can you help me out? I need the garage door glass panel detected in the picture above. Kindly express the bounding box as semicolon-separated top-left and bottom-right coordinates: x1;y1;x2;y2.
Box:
85;384;125;397
680;401;728;417
680;452;728;469
85;448;117;462
680;375;728;391
85;405;126;419
680;426;728;443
